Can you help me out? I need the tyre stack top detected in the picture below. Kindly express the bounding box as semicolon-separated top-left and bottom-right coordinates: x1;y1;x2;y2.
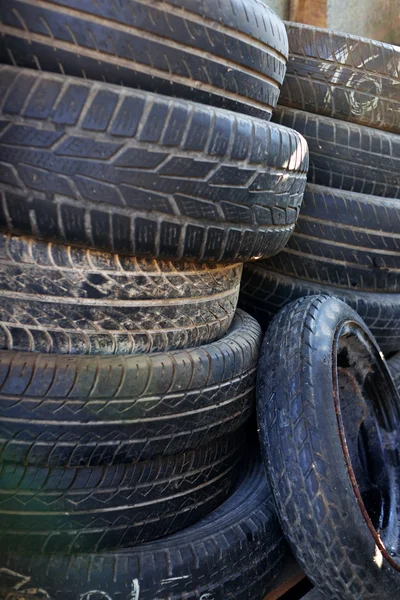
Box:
241;23;400;354
0;2;300;599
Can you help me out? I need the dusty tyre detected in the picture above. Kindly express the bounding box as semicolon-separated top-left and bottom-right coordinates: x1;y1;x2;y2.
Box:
267;183;400;292
272;105;400;198
0;432;243;554
0;310;261;467
0;233;241;355
239;267;400;353
388;353;400;391
257;295;400;599
280;23;400;133
0;66;308;263
0;0;288;119
0;455;287;599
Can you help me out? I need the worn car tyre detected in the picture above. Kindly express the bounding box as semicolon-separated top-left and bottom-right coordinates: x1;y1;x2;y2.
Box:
266;183;400;292
0;455;287;599
272;106;400;198
388;352;400;391
280;23;400;133
0;0;288;119
0;66;308;263
0;310;260;467
0;233;241;355
239;267;400;353
257;295;400;599
0;432;243;554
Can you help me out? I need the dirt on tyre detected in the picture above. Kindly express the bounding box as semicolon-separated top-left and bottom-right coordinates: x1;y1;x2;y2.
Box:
0;309;261;467
280;23;400;133
0;454;287;599
239;266;400;354
0;66;308;263
0;0;288;119
0;233;242;355
272;105;400;198
0;432;244;554
257;295;400;599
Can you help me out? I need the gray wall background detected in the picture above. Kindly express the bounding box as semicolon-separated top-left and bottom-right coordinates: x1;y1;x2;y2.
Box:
265;0;399;44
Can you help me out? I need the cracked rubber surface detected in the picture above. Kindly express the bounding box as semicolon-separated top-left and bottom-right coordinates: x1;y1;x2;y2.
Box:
0;0;288;119
0;455;287;599
0;233;241;355
0;66;308;262
272;105;400;198
266;183;400;292
0;432;243;554
239;267;400;353
257;295;400;599
0;309;261;467
280;23;400;133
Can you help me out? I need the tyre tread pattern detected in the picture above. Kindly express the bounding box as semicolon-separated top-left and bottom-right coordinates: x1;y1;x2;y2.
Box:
0;66;309;262
280;22;400;133
0;233;241;354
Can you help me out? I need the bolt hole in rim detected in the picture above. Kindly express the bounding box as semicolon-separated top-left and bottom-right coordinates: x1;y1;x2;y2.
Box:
333;320;400;571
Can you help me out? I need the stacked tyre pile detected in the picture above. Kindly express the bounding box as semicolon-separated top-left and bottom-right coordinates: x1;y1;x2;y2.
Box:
0;2;311;599
240;23;400;600
240;23;400;354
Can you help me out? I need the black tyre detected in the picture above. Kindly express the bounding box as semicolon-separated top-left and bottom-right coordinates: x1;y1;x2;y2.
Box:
0;455;287;600
266;183;400;292
0;309;260;467
257;295;400;599
0;66;308;263
280;23;400;133
388;353;400;391
0;0;288;119
239;267;400;353
272;105;400;198
0;233;241;355
0;432;243;554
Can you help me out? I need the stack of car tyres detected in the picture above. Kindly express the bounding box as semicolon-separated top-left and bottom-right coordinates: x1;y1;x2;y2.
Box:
0;2;310;599
240;22;400;354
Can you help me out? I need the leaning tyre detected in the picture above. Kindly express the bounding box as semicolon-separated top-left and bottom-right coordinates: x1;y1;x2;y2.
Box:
280;23;400;133
0;432;243;553
0;66;308;263
0;233;241;355
240;266;400;354
266;183;400;292
272;105;400;198
0;455;287;599
0;310;260;467
257;295;400;599
0;0;288;119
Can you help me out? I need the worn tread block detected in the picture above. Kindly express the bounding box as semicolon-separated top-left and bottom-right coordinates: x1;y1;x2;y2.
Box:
0;66;308;262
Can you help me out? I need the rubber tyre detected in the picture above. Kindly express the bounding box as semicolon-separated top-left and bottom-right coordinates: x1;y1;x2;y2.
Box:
239;267;400;354
280;23;400;133
257;295;400;599
0;309;260;467
388;353;400;391
0;432;244;554
0;66;308;263
267;183;400;292
0;0;288;119
0;455;287;600
272;105;400;198
0;233;241;355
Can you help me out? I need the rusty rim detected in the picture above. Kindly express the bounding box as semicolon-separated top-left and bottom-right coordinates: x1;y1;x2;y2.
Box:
333;319;400;571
